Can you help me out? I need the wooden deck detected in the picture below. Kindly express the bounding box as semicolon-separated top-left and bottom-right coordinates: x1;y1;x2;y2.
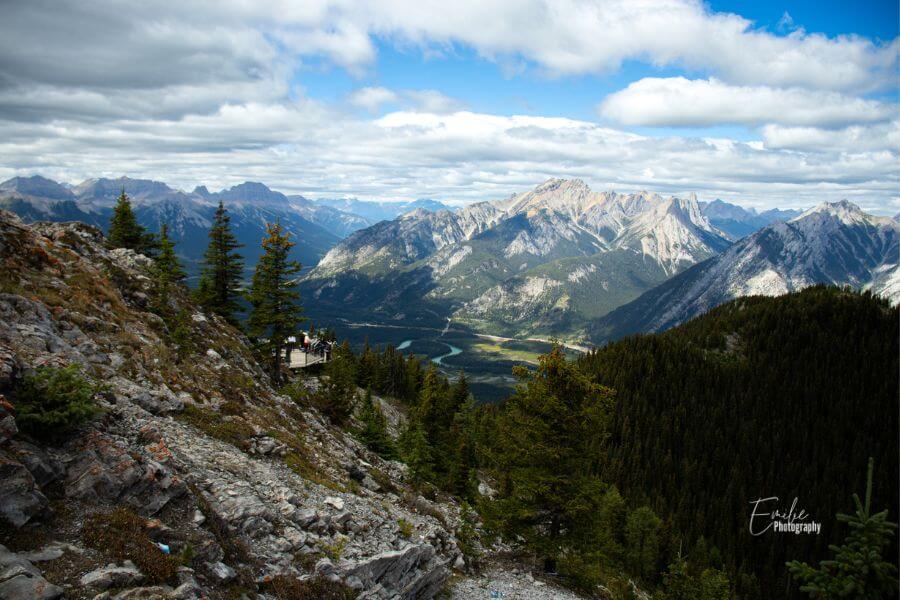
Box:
286;351;328;369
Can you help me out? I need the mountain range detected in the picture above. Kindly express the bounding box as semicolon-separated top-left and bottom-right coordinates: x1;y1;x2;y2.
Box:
0;175;451;279
301;178;735;337
302;179;898;342
590;199;900;342
4;173;894;345
699;198;801;240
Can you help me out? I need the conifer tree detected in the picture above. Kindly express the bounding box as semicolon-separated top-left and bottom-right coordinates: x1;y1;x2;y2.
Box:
399;418;434;488
787;457;898;598
483;346;616;573
150;223;186;315
316;344;357;424
196;201;244;324
108;189;155;254
246;221;304;383
357;387;395;458
625;505;662;581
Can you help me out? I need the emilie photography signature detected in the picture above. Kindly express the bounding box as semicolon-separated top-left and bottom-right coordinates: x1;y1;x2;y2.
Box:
749;496;822;536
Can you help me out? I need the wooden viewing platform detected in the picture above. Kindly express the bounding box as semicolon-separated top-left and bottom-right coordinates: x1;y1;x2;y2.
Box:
286;350;328;369
284;332;333;369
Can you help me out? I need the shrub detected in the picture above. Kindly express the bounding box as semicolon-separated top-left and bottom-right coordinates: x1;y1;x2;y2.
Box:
267;574;357;600
82;508;177;583
397;518;414;539
14;365;100;439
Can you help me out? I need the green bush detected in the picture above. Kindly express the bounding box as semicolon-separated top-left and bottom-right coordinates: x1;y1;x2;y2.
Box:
14;365;100;439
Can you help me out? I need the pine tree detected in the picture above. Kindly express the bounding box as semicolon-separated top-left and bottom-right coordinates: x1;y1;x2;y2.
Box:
316;345;357;424
399;418;434;488
483;346;616;573
625;506;662;581
787;457;898;598
246;221;304;383
108;189;155;254
150;223;186;315
357;387;395;458
196;201;244;325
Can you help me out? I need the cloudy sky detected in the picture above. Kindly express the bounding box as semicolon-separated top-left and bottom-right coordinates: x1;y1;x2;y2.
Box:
0;0;897;213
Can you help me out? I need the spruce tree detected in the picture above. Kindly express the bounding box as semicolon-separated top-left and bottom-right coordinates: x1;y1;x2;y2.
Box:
357;387;395;458
108;189;155;254
246;221;304;383
316;344;357;424
625;505;662;581
196;201;244;324
482;346;616;573
399;418;434;489
150;223;186;315
787;457;898;598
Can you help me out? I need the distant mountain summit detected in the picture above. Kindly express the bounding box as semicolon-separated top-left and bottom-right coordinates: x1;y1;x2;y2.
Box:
302;178;732;337
590;200;900;342
699;198;801;240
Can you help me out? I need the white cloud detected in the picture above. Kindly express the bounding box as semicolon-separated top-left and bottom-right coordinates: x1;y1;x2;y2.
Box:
349;87;400;112
348;87;462;114
761;122;900;152
599;77;896;127
0;0;896;215
0;102;895;213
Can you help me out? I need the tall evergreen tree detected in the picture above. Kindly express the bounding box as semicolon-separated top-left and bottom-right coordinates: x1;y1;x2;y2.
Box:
196;201;244;324
246;221;304;383
150;223;186;314
787;457;898;599
108;189;155;254
483;346;616;573
399;418;434;488
316;343;357;424
356;387;395;459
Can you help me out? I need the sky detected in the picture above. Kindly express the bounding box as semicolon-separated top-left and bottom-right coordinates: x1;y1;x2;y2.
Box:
0;0;896;214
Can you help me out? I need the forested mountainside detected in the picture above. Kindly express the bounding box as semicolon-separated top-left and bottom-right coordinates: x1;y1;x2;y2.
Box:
579;286;899;597
301;178;732;338
590;200;900;343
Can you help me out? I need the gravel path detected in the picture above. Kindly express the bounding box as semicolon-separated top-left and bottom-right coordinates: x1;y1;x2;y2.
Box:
451;567;585;599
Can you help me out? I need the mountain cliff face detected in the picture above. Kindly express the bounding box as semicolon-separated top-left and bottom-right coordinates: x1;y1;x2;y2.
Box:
303;179;731;337
0;210;474;598
590;200;900;342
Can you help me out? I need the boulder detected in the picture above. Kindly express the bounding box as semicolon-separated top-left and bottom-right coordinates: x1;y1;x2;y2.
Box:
0;449;47;527
0;543;64;599
344;543;448;598
324;496;345;510
80;562;145;590
207;561;236;584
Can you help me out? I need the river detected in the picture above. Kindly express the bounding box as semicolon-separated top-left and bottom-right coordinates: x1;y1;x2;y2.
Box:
431;342;462;365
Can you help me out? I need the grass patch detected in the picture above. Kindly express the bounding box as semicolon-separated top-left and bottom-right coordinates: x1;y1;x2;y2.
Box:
317;536;348;561
81;508;177;584
266;574;357;599
176;403;254;451
284;452;346;493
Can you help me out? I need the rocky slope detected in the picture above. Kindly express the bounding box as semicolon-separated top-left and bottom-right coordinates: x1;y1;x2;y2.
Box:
302;179;731;338
590;200;900;342
0;210;500;599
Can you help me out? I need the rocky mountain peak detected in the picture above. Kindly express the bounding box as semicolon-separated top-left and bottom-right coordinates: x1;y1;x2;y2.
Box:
0;175;74;201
